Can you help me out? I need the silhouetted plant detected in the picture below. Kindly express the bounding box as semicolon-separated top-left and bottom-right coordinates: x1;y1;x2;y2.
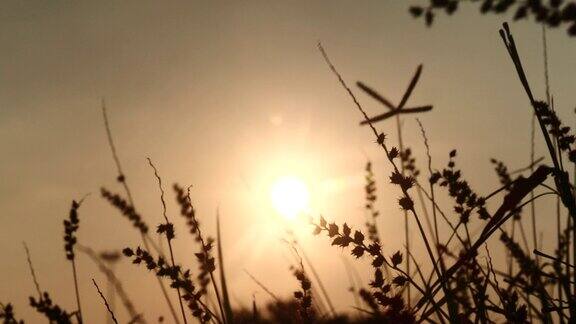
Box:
63;199;85;323
501;290;529;323
500;21;576;320
29;292;73;324
500;232;553;316
101;188;149;234
356;54;432;309
9;15;576;324
122;247;214;323
291;264;313;323
314;23;576;321
233;298;379;324
173;184;229;323
0;303;24;324
147;158;189;324
92;279;119;324
533;100;576;161
312;219;416;322
363;162;381;245
409;0;576;37
173;184;216;297
78;245;145;323
432;150;490;223
400;148;420;178
23;243;42;301
101;102;187;324
63;200;81;261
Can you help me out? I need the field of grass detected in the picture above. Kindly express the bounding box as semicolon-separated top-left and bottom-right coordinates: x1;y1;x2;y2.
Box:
3;2;576;323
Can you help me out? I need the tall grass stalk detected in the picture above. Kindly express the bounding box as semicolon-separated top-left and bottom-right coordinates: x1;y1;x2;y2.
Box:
71;258;83;323
101;100;181;324
317;41;458;322
146;158;188;324
23;243;42;300
92;279;119;324
78;245;144;323
393;114;411;306
216;210;233;324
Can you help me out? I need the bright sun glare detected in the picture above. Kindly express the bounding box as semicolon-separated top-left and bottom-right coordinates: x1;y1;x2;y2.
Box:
270;176;310;219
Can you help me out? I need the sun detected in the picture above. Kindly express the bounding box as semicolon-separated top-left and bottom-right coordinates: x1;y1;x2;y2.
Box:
270;176;310;219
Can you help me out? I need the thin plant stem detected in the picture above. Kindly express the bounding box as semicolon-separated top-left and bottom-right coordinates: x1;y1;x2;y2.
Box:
406;250;447;324
142;233;180;323
92;279;119;324
106;263;116;324
101;100;180;324
23;242;42;299
71;258;83;324
415;185;437;246
534;250;575;269
147;158;188;324
244;270;281;302
530;112;540;265
185;188;226;323
541;25;568;321
417;191;557;316
395;114;411;306
78;245;145;323
318;42;457;321
416;119;439;247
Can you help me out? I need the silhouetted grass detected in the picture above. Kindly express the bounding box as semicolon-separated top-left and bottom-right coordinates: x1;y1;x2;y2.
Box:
409;0;576;37
91;279;118;324
4;20;576;324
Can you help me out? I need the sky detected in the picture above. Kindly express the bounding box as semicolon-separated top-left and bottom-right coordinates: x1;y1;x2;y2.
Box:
1;1;576;322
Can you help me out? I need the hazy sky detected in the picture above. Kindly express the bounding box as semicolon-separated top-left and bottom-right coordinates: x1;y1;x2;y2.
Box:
2;1;576;322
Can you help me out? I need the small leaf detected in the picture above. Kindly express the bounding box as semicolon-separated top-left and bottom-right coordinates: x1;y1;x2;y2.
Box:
446;1;458;14
352;246;365;258
391;251;403;267
399;196;414;210
370;269;384;288
353;231;365;244
409;6;423;17
430;171;441;184
342;223;351;237
514;6;528;20
372;254;385;267
328;223;339;237
392;275;407;286
388;147;399;159
331;237;344;246
312;225;322;235
480;0;493;13
425;10;434;26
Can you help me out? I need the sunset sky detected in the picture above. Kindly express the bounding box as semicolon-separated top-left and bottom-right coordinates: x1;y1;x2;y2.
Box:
2;1;576;322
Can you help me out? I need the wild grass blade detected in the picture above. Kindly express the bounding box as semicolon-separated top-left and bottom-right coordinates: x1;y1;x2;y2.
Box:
216;211;234;324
